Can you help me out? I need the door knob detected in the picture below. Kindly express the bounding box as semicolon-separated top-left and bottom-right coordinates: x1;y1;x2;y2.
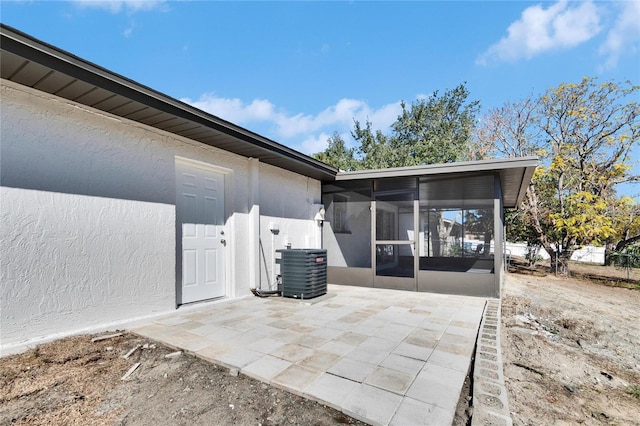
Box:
220;239;226;246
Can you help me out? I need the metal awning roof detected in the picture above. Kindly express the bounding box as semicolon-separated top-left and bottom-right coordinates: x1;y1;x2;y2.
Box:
335;157;538;207
0;24;338;181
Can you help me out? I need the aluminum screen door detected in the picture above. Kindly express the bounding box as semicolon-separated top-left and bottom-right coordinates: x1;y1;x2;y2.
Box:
373;190;417;291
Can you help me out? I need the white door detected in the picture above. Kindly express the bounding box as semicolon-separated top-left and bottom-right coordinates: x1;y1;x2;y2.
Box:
176;162;226;304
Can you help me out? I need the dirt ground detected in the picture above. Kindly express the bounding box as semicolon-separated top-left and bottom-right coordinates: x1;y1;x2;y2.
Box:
0;333;365;425
502;260;640;425
2;261;639;426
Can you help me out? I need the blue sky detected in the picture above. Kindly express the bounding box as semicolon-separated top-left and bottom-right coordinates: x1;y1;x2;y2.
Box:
2;1;639;165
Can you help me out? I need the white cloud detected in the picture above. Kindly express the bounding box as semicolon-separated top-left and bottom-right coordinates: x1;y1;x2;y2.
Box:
181;93;403;155
477;1;601;65
599;1;640;70
71;0;168;36
299;132;334;155
71;0;167;13
189;95;277;123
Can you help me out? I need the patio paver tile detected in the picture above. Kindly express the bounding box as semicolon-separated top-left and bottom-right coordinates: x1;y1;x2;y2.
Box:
393;341;434;361
269;343;314;362
170;320;205;331
153;316;192;326
389;397;454;426
343;383;403;426
304;373;360;410
405;374;460;413
446;325;480;338
374;323;414;342
268;319;295;329
435;340;475;357
317;340;356;357
310;327;345;340
271;364;322;396
296;351;341;372
439;332;476;345
379;353;425;377
189;323;239;339
428;348;471;372
130;285;485;426
292;334;328;349
346;347;389;366
289;323;318;334
390;312;428;327
195;343;231;362
420;362;468;387
247;337;286;354
216;347;264;370
130;323;173;340
404;328;439;347
328;357;376;383
223;320;259;332
359;336;398;353
226;329;269;346
363;366;415;395
154;330;212;352
242;354;292;382
270;329;304;343
333;332;368;346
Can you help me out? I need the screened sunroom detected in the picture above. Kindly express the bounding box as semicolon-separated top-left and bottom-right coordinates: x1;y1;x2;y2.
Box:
321;157;537;298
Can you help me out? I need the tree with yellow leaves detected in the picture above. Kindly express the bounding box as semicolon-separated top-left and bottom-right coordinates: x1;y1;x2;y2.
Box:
476;77;638;275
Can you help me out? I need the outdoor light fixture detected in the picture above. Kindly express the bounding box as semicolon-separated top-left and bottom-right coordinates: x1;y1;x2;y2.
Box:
314;207;325;226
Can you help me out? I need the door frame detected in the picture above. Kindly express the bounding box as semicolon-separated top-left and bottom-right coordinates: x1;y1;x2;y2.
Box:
175;156;234;306
372;189;418;291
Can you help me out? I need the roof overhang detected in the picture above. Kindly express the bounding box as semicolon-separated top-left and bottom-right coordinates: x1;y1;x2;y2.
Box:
0;24;338;181
1;24;537;203
335;157;538;208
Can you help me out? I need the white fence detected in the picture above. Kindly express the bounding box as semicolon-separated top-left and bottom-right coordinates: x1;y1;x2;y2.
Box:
505;243;605;265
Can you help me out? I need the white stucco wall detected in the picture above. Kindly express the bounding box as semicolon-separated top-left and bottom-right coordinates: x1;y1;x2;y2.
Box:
1;186;175;345
257;163;323;290
1;79;322;351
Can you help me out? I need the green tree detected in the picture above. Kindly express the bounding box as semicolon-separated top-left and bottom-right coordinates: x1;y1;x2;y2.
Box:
476;77;639;275
390;84;480;165
352;120;393;169
314;83;480;169
312;132;358;171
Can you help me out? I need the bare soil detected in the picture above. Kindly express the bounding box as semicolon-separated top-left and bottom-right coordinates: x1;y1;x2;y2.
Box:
502;260;640;425
0;333;365;425
3;261;638;426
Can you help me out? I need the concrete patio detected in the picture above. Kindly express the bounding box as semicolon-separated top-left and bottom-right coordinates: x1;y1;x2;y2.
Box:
131;285;487;426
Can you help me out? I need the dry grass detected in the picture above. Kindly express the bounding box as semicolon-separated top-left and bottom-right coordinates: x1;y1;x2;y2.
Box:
508;257;640;289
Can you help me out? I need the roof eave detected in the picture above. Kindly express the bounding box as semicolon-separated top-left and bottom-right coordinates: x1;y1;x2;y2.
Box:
0;23;338;182
334;157;538;208
334;157;538;181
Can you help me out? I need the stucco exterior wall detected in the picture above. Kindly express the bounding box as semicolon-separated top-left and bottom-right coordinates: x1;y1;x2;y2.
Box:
1;186;175;345
0;80;322;351
257;163;323;290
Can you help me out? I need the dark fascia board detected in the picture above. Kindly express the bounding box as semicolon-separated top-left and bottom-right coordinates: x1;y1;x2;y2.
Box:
336;157;539;208
335;157;538;180
0;24;338;181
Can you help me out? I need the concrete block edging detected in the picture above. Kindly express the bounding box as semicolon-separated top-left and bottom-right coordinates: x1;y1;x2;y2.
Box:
471;299;512;426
